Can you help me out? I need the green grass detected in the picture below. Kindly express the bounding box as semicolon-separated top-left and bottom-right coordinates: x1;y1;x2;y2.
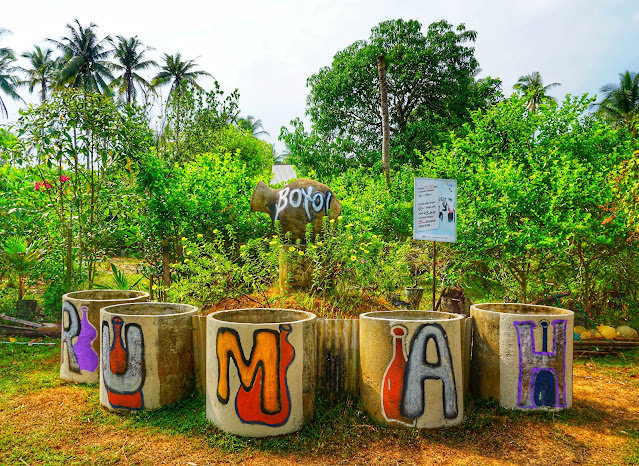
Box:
624;429;639;464
2;337;639;464
0;336;60;400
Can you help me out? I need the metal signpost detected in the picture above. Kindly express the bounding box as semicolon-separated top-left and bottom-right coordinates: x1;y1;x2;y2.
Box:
413;178;457;309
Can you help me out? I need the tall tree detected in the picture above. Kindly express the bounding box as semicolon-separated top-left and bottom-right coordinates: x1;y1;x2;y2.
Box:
17;46;58;102
596;71;639;137
0;28;22;118
109;35;157;104
282;19;502;175
152;52;212;101
236;114;269;137
513;71;560;113
48;20;114;94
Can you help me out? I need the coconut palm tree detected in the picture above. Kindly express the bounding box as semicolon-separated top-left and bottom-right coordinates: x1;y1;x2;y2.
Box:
513;71;560;113
237;114;270;137
48;19;113;94
596;71;639;137
152;52;212;101
16;45;58;102
0;28;22;118
109;35;157;104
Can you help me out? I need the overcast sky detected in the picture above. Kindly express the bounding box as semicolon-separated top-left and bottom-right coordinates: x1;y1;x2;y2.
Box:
2;0;639;153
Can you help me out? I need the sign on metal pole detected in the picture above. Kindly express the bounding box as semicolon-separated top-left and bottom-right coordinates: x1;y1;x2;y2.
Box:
413;178;457;243
413;177;457;310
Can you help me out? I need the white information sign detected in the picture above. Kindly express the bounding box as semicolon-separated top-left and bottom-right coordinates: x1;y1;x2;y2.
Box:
413;177;457;242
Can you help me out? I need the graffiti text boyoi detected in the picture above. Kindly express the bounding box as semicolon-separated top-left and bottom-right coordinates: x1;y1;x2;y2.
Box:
101;316;145;410
216;324;295;427
382;323;458;426
514;319;568;409
274;186;334;222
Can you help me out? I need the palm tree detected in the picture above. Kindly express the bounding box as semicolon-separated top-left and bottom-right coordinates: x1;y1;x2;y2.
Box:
513;71;560;113
17;45;58;102
109;35;157;104
0;28;22;118
237;114;269;137
152;52;212;101
47;19;113;94
596;71;639;137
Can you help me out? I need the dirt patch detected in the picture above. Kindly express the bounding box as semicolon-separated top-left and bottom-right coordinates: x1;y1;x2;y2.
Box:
204;290;393;319
1;362;637;465
1;339;638;466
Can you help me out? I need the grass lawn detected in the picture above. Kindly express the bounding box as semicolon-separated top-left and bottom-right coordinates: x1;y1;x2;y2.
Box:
0;335;637;465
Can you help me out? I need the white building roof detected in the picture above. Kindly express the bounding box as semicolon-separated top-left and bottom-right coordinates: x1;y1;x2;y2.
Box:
271;164;297;185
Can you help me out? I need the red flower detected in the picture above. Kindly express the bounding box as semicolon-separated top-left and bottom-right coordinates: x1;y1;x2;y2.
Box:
34;180;51;191
59;175;71;183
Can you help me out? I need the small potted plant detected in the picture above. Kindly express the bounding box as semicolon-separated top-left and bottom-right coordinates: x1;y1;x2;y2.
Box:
2;237;43;319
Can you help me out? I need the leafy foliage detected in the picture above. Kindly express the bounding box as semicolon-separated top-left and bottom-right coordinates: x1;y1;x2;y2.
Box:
109;35;157;104
2;236;43;300
0;28;21;118
282;19;502;176
596;71;639;137
95;263;144;290
169;234;278;309
152;52;212;100
512;71;560;112
47;20;114;94
425;94;636;309
13;88;153;292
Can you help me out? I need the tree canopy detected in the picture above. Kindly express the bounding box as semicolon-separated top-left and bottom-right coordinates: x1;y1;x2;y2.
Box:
513;71;560;113
0;28;22;117
48;20;114;94
17;46;58;102
281;19;502;177
596;71;639;137
109;35;157;104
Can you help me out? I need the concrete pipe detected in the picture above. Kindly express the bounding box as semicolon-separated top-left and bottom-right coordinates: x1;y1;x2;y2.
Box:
99;302;198;412
206;308;316;437
360;310;465;428
470;303;574;411
60;290;149;383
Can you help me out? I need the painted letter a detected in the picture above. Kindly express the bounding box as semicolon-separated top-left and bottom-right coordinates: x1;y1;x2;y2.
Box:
401;323;458;420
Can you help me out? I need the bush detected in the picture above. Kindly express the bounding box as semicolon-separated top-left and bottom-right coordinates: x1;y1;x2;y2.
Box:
168;232;279;309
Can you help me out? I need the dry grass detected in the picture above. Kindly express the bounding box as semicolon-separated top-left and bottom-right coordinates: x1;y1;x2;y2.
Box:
1;339;637;465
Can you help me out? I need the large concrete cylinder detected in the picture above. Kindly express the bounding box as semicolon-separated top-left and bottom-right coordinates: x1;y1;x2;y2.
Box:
206;308;316;437
360;310;465;428
60;290;149;383
99;302;198;412
470;303;574;411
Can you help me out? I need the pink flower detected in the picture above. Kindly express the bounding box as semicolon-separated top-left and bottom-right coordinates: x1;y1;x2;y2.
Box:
34;180;51;191
59;175;71;183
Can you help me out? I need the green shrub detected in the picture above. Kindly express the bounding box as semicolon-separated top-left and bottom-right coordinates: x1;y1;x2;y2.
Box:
168;232;279;309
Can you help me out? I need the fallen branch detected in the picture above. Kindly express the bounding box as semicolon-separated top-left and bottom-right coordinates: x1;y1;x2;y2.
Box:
0;313;42;328
0;323;61;338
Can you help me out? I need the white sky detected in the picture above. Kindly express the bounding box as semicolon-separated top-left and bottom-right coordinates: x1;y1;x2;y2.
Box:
2;0;639;153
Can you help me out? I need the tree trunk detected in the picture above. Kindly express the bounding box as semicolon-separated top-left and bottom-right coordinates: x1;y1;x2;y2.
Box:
377;54;391;189
162;239;171;289
18;273;24;301
65;226;73;293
